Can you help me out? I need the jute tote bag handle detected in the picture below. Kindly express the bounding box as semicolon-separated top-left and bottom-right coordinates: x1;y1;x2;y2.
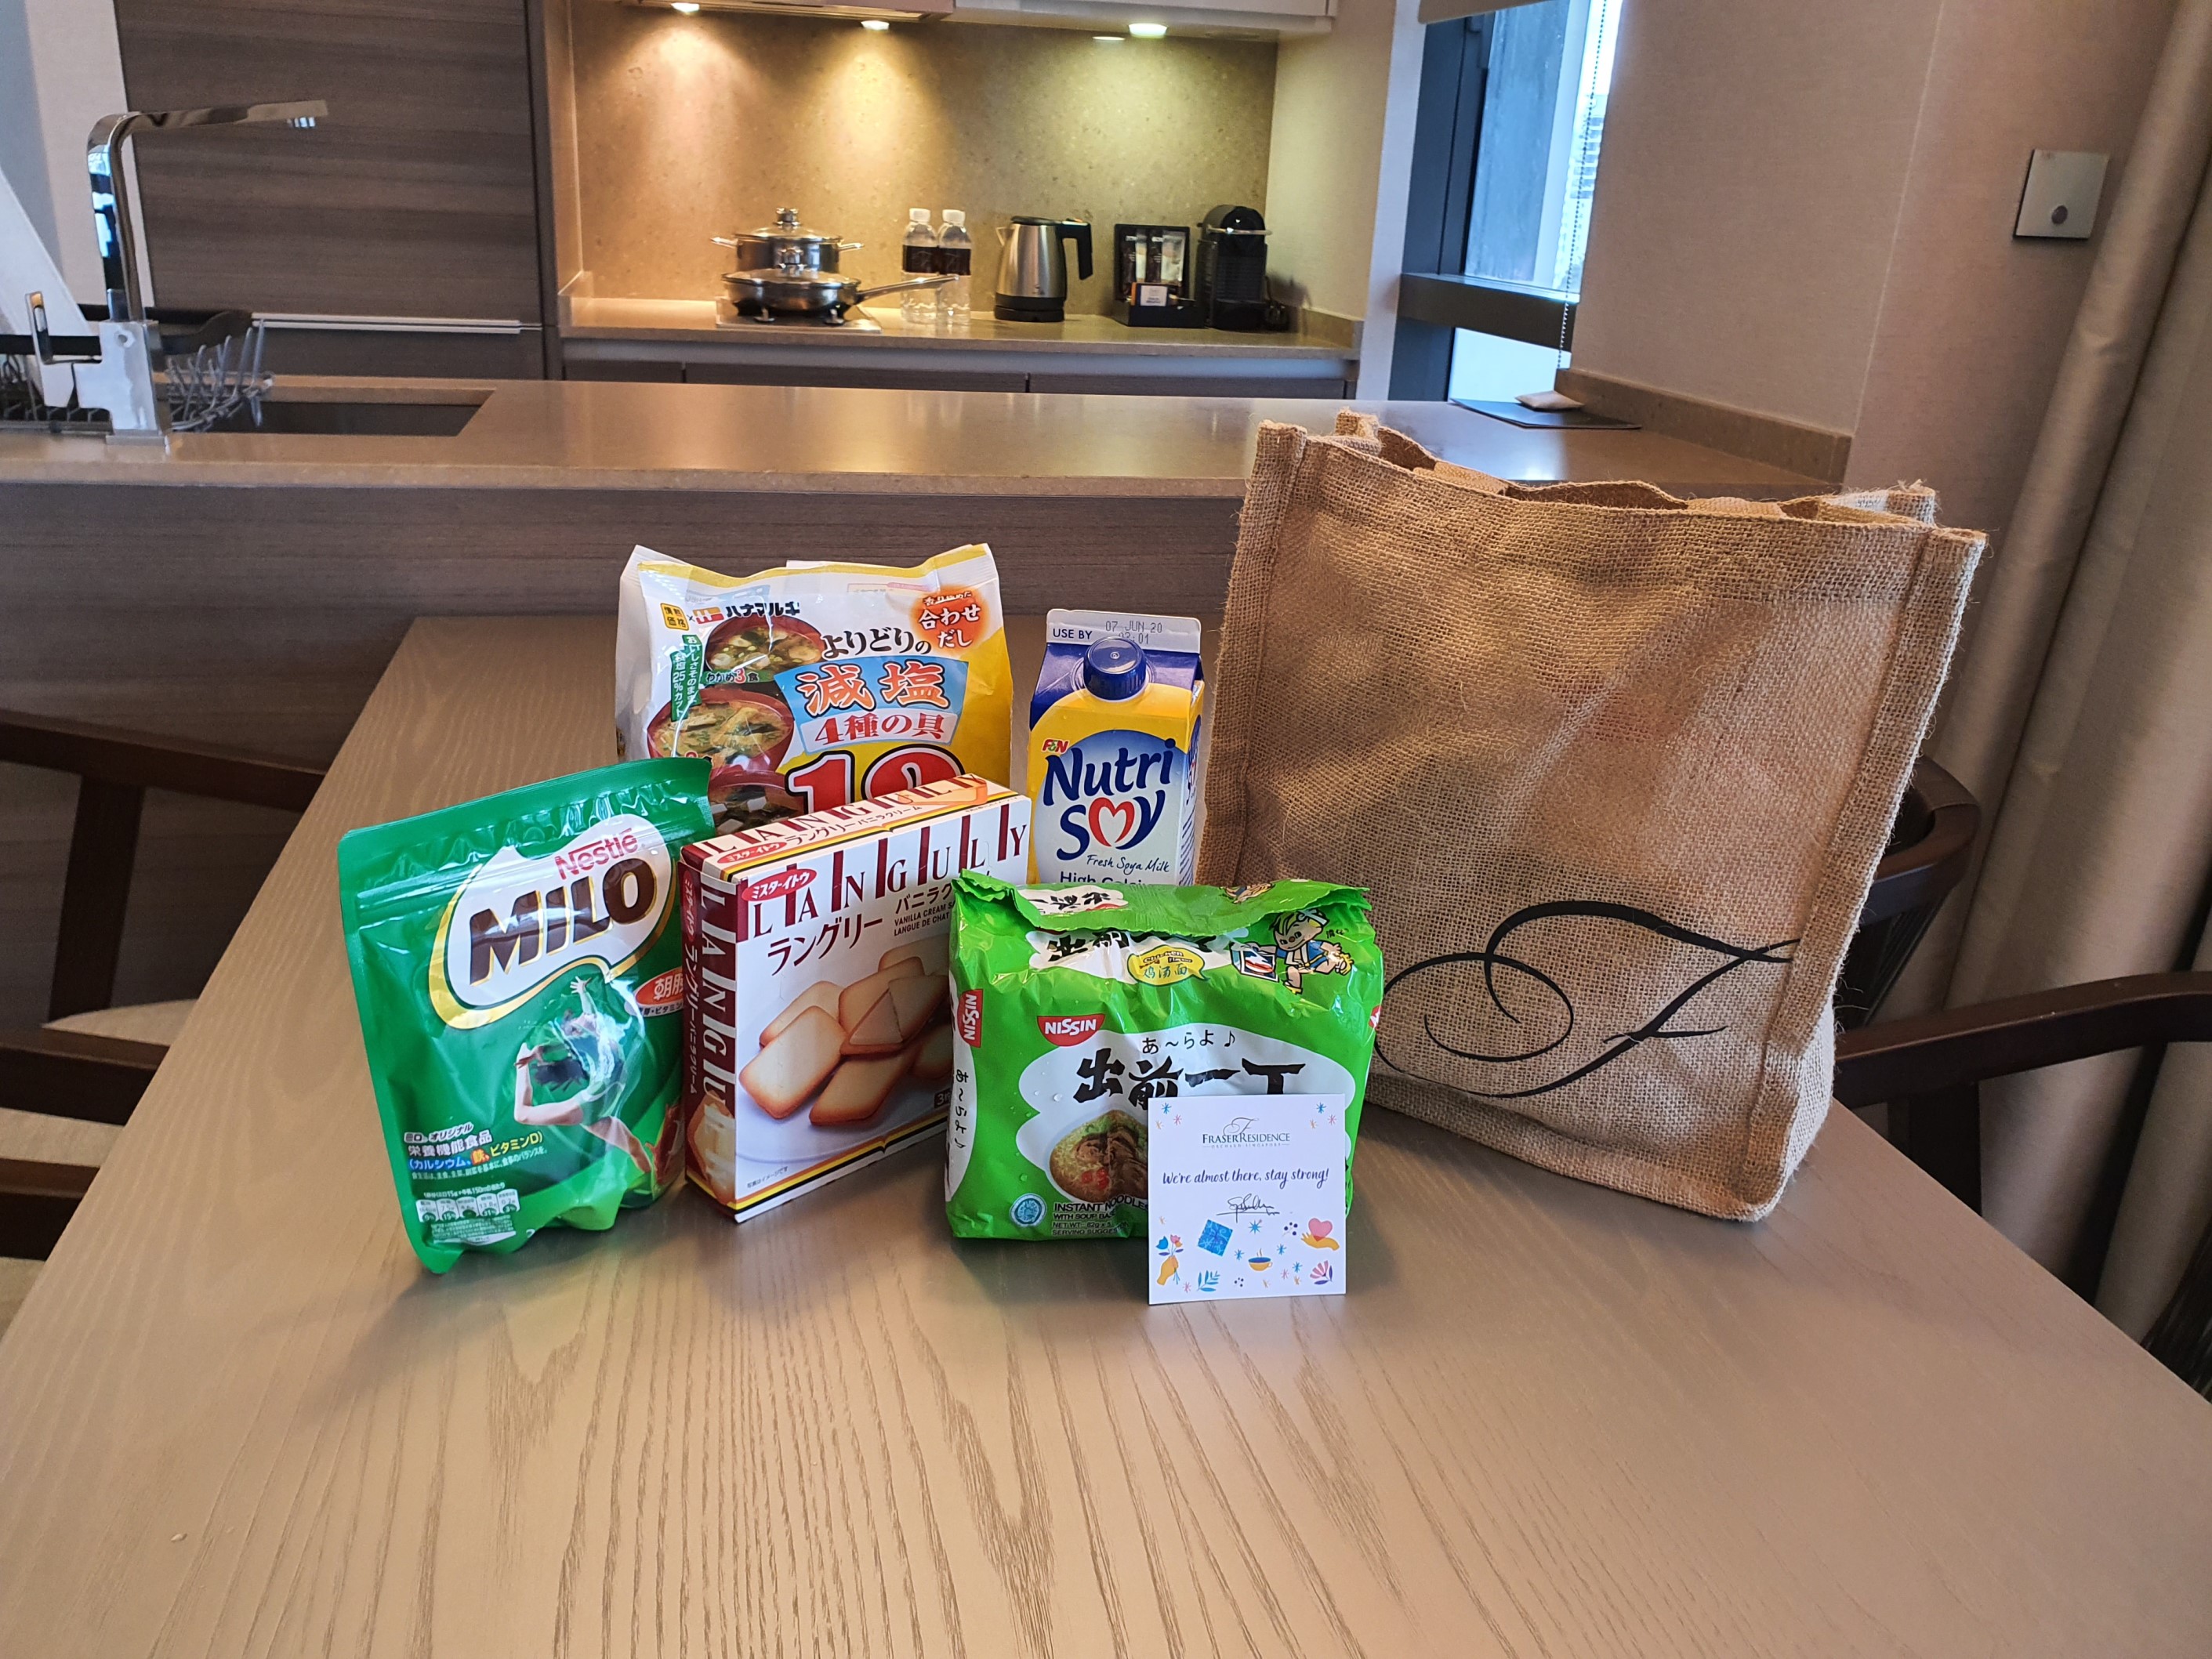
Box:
1202;418;1983;1218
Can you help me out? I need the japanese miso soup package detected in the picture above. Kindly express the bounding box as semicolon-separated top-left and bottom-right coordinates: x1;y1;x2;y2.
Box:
339;759;713;1272
945;875;1383;1240
616;544;1013;835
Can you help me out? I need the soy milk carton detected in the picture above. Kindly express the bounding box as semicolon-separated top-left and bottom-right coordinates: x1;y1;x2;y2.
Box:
1026;610;1204;885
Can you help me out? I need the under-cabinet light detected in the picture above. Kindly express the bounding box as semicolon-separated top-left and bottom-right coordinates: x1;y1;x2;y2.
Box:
861;15;890;26
1128;21;1167;37
1093;33;1123;40
671;2;700;11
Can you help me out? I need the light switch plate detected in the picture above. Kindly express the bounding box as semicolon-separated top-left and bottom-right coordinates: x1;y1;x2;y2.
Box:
2016;150;2109;240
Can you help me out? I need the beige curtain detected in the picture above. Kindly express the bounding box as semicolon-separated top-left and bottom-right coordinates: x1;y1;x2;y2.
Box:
1893;0;2212;1316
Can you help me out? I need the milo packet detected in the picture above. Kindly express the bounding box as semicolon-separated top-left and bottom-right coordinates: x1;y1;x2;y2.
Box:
339;759;714;1272
945;875;1383;1240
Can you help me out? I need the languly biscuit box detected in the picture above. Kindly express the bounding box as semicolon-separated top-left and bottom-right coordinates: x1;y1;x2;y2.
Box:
1027;610;1204;886
617;544;1013;837
681;773;1031;1220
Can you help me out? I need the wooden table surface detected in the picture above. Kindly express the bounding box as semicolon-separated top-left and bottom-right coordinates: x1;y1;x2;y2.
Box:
4;618;2209;1658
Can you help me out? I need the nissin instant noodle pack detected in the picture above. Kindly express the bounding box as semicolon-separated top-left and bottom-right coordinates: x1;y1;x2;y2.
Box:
681;775;1030;1221
944;875;1383;1241
1026;609;1205;886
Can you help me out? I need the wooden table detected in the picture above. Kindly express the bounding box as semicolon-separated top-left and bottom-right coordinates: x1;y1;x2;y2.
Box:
5;618;2209;1657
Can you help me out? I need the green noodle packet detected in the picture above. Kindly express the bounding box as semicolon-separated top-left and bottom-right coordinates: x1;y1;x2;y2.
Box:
339;759;713;1271
945;875;1383;1240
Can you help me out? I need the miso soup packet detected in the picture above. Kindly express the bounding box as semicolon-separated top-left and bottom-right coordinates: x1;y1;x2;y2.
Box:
339;759;713;1271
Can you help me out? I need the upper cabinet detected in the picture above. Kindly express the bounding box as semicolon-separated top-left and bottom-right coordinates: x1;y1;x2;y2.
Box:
601;0;1329;35
111;0;548;375
948;0;1333;31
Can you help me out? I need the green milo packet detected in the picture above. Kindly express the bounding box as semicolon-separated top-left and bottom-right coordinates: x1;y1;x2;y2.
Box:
945;875;1383;1240
339;759;713;1272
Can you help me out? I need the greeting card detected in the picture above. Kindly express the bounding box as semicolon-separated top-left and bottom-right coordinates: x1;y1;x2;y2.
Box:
1148;1093;1347;1304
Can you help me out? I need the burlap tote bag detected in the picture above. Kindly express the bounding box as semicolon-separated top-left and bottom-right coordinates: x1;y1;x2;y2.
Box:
1198;416;1985;1219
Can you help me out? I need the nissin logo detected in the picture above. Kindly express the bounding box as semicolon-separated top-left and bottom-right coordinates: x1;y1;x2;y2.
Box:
1040;739;1177;857
1038;1012;1104;1047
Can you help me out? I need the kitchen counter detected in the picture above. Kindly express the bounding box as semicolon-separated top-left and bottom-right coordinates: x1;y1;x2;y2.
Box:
560;298;1361;396
564;297;1357;359
0;375;1819;1029
0;375;1819;497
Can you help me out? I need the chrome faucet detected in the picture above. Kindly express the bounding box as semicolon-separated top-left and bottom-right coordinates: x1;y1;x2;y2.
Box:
87;100;326;321
70;100;325;439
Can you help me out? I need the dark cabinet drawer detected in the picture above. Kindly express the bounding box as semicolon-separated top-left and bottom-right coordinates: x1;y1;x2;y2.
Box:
681;363;1029;393
256;328;544;379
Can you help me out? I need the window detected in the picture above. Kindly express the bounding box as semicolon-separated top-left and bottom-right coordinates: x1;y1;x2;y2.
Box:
1391;0;1624;403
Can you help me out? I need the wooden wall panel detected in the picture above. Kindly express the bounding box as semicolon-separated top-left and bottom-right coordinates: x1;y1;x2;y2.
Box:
0;480;1238;1027
112;0;543;324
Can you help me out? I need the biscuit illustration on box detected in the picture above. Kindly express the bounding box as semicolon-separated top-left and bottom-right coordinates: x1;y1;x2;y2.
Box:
880;936;947;976
911;1023;955;1084
812;1045;919;1126
843;976;948;1057
740;1006;845;1119
837;960;923;1032
760;980;839;1045
681;775;1030;1223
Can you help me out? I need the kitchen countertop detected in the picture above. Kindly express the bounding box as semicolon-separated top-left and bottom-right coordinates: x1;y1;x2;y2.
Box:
0;376;1824;497
563;297;1356;360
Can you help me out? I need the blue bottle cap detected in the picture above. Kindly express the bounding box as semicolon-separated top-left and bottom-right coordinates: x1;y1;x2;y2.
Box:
1082;637;1148;701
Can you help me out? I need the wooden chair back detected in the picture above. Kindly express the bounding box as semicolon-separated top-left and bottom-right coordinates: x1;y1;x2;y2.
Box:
0;712;325;1020
0;712;325;1258
1837;972;2212;1396
1836;757;1979;1027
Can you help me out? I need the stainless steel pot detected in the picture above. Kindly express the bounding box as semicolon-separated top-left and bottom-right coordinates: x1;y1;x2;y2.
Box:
712;207;862;273
720;258;949;323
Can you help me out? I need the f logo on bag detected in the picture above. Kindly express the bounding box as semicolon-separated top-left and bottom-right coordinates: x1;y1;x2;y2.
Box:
1376;899;1796;1099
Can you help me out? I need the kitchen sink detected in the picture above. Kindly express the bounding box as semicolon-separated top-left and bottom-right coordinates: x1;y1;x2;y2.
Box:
195;398;482;436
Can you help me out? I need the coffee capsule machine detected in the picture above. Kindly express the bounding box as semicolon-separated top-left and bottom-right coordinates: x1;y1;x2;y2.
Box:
1195;205;1289;332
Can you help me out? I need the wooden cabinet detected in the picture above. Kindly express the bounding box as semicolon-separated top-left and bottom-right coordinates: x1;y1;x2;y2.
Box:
112;0;549;375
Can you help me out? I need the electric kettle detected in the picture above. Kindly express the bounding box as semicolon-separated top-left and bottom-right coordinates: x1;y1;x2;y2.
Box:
994;217;1093;322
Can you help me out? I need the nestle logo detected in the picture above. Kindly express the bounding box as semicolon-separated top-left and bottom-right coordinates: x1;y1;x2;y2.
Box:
956;989;984;1047
1038;1012;1104;1047
742;866;815;904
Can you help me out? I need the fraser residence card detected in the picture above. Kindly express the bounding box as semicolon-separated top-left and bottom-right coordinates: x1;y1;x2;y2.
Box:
1149;1094;1348;1305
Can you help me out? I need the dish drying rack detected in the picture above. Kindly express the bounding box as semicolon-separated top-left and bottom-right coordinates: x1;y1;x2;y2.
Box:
0;306;273;435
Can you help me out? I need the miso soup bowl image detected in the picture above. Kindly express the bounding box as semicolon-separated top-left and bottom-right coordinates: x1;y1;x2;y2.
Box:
703;613;827;680
647;684;794;800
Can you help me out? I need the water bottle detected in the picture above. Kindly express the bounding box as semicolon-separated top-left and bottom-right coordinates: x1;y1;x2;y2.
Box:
900;208;937;325
935;209;972;323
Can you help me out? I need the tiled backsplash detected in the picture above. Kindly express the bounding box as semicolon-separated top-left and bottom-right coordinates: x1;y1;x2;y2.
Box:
571;5;1276;313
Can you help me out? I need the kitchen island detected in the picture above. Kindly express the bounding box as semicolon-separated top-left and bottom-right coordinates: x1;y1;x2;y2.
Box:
0;376;1817;1025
